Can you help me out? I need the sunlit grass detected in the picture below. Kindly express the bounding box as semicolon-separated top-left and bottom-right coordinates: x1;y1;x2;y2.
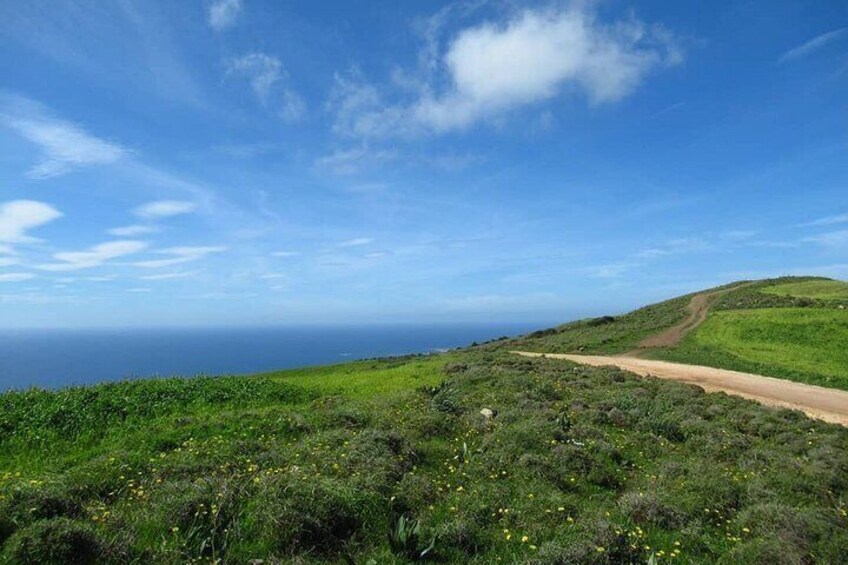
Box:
761;279;848;300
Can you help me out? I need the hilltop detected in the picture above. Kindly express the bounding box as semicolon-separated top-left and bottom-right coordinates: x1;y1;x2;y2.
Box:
507;276;848;390
1;277;847;563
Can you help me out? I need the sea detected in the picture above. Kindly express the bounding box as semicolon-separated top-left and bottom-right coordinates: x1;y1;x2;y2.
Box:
0;323;543;391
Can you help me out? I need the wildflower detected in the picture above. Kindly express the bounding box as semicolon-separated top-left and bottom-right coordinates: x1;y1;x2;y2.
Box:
596;546;605;553
521;535;529;543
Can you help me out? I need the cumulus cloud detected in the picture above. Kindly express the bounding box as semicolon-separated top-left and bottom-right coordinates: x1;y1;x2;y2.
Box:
208;0;242;31
779;28;847;63
0;95;126;178
133;200;197;219
38;240;148;271
330;5;681;137
226;53;305;122
0;200;63;243
133;246;227;268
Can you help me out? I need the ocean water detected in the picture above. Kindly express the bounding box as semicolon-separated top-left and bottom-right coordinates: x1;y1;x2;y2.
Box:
0;323;540;391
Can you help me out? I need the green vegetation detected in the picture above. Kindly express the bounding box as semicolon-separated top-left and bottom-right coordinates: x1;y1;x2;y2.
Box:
762;279;848;300
2;351;848;563
4;275;848;563
508;294;693;354
513;276;848;390
653;308;848;390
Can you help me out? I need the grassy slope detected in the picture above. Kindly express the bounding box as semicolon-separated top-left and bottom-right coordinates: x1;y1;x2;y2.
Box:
648;278;848;389
511;276;848;390
2;351;848;564
762;279;848;300
654;308;848;390
506;293;694;355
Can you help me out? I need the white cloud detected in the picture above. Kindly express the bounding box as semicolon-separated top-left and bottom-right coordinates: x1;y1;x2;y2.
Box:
108;224;162;236
127;287;152;293
0;273;35;282
134;246;226;268
314;146;396;175
38;240;148;271
272;251;299;257
805;230;848;249
0;200;63;243
799;213;848;227
208;0;242;31
331;5;680;137
0;95;126;178
633;238;709;259
226;53;305;122
779;28;847;63
133;200;197;219
140;271;197;280
339;237;374;248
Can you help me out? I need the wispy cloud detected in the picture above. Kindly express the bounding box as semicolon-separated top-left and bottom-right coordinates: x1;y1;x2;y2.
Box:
779;28;847;63
0;200;63;243
339;237;374;248
805;229;848;249
330;5;681;137
0;94;126;178
208;0;242;31
108;224;162;237
314;146;396;175
0;200;62;247
38;240;148;271
633;238;710;259
139;271;198;281
799;213;848;227
0;273;36;282
133;200;197;219
133;246;226;268
226;53;305;122
272;251;299;257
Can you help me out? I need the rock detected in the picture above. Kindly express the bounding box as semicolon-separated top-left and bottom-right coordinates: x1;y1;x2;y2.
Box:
480;408;495;419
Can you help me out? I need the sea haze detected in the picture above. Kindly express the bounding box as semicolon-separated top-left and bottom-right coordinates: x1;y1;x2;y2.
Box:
0;324;541;391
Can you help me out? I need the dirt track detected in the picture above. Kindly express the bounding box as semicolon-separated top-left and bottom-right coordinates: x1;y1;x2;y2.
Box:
512;283;848;426
512;352;848;426
631;283;752;351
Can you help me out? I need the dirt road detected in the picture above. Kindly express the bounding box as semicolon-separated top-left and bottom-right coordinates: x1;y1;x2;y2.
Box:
512;282;848;425
513;352;848;426
631;283;752;352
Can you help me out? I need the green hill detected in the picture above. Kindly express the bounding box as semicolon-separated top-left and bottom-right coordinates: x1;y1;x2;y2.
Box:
510;276;848;390
1;278;848;564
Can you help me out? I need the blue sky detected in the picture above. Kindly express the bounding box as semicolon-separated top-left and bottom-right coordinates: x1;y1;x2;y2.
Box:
0;0;846;328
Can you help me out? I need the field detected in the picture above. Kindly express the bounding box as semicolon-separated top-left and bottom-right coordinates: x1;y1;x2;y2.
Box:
761;279;848;300
2;349;848;564
3;276;848;563
512;277;848;391
653;308;848;390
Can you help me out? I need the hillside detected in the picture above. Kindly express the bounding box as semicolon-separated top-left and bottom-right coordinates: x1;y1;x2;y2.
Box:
509;276;848;390
1;278;847;563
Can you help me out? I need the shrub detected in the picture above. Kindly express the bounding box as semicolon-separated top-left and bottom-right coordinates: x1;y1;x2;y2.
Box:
1;518;105;565
618;492;682;528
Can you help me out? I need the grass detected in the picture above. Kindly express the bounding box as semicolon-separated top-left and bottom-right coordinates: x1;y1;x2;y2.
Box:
762;279;848;301
506;294;693;355
511;276;848;391
651;308;848;390
2;350;848;563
